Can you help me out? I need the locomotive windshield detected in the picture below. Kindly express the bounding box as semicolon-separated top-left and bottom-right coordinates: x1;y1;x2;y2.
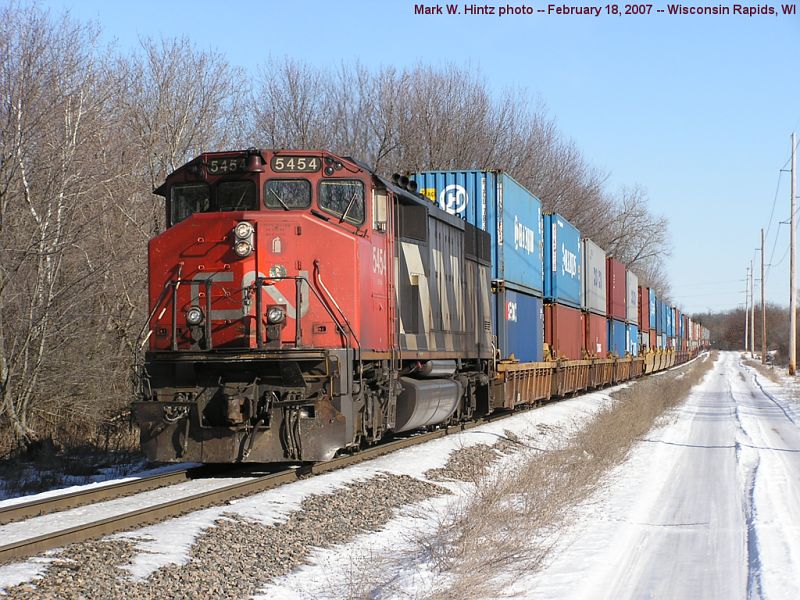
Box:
217;181;258;211
265;179;311;209
170;181;258;225
319;180;365;224
171;183;210;224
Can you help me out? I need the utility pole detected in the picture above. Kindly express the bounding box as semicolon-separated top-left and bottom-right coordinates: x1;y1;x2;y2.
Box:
745;265;750;353
762;228;766;364
751;259;755;358
791;132;797;375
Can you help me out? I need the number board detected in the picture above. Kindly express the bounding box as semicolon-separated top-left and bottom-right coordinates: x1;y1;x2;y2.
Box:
271;156;321;173
207;157;245;175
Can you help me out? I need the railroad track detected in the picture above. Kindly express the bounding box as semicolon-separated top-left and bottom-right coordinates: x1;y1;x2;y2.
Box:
0;466;210;527
0;420;485;565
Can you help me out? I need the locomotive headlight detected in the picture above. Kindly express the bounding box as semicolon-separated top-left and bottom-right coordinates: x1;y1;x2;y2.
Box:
234;240;253;257
267;306;286;324
234;221;254;239
186;306;204;326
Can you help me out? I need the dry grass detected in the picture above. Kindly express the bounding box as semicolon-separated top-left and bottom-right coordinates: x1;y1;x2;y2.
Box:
742;357;783;384
344;353;717;600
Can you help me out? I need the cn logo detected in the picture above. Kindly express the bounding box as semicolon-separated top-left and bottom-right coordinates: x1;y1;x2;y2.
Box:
507;301;518;322
438;184;468;215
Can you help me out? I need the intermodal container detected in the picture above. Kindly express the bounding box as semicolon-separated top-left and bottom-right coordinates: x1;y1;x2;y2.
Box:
655;298;663;334
606;258;626;321
649;289;657;329
581;238;606;315
584;311;607;357
638;286;649;331
493;288;544;363
544;303;584;360
662;333;667;348
668;307;675;337
625;270;638;324
412;170;543;294
607;318;627;356
543;213;582;308
640;331;649;352
649;329;657;350
627;324;639;356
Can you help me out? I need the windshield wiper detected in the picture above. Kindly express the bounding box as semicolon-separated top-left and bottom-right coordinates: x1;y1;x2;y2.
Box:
339;190;359;223
269;188;290;211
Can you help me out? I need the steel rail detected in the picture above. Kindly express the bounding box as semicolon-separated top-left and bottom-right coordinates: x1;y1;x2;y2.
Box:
0;467;204;526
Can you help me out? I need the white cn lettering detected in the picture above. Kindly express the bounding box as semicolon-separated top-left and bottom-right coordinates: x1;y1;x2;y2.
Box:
513;216;535;254
507;300;517;322
561;244;577;277
372;247;386;275
439;184;468;215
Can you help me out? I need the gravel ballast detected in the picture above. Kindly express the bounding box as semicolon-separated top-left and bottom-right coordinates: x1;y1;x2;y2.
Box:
2;474;447;599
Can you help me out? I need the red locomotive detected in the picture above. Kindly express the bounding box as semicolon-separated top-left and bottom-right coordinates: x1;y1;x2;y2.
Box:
133;149;492;462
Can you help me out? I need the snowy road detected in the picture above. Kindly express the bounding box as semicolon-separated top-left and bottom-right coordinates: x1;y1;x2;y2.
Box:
517;352;800;600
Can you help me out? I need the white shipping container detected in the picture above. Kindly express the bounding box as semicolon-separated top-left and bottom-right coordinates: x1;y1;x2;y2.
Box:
581;238;607;315
625;270;639;324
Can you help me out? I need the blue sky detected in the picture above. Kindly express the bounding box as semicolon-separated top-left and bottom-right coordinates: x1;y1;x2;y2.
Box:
29;0;800;314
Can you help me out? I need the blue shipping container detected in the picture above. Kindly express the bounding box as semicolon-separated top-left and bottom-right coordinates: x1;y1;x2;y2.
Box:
412;170;543;295
491;288;544;362
649;289;657;329
543;213;582;308
608;318;627;356
627;324;639;356
662;333;667;348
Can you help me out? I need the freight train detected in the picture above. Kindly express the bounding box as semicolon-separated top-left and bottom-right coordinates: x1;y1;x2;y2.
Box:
132;148;710;463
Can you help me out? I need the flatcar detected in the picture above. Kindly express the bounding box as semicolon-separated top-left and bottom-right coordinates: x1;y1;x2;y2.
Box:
132;148;707;463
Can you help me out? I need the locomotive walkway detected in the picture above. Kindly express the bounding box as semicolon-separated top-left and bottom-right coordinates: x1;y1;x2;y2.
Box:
510;352;800;600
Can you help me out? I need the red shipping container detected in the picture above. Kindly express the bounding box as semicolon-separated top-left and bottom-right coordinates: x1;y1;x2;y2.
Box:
584;311;607;357
638;286;650;332
606;257;626;321
544;303;585;361
649;329;657;350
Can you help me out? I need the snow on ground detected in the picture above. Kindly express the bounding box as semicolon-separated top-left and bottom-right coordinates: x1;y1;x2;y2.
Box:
261;352;800;600
501;352;800;600
0;386;618;591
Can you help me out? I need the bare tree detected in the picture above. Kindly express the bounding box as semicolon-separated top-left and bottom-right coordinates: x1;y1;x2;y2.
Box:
0;5;109;447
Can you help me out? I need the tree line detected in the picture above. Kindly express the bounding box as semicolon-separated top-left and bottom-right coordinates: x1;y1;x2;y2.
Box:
0;4;672;455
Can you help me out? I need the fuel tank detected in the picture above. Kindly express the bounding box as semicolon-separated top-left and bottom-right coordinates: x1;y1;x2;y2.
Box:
394;377;463;433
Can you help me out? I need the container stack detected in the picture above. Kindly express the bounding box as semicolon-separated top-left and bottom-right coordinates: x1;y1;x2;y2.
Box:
638;286;650;352
625;270;639;356
648;289;657;350
413;170;545;362
606;257;627;356
581;238;607;358
543;213;583;360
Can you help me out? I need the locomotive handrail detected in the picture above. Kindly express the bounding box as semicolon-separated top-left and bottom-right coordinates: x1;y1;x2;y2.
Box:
253;275;350;349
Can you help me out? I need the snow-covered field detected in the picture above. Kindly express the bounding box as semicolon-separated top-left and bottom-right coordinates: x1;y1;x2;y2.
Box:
264;352;800;600
3;351;799;599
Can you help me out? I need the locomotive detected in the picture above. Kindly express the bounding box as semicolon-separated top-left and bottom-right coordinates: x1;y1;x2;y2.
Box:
132;148;705;464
